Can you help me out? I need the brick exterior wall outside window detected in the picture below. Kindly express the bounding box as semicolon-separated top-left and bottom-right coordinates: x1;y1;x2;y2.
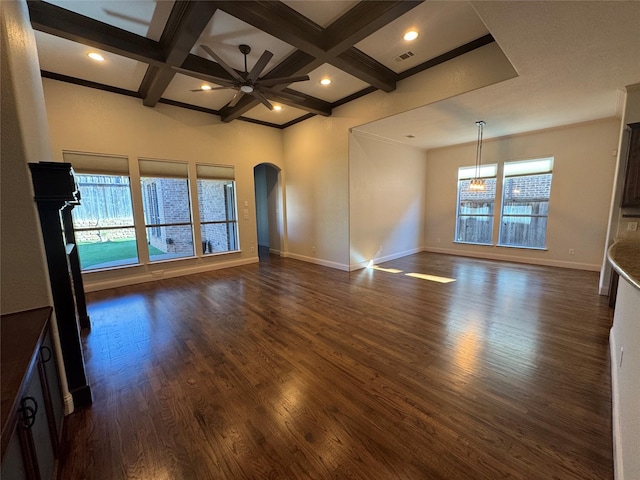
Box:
142;178;194;257
198;179;238;253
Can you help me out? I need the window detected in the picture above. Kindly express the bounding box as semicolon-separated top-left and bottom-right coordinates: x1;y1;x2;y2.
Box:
196;164;239;254
65;152;138;270
139;159;194;261
455;164;497;244
499;158;553;249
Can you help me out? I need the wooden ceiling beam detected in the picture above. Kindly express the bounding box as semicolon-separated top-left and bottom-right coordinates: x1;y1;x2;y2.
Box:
321;1;422;58
139;1;219;107
217;1;422;121
210;1;326;57
212;1;421;92
27;1;164;66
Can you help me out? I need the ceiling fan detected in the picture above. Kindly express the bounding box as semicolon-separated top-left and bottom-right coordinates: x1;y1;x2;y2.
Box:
190;44;310;111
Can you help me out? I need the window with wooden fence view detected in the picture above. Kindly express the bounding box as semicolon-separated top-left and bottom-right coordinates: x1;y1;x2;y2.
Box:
499;158;553;249
455;158;553;249
72;174;139;270
455;164;497;244
66;152;139;271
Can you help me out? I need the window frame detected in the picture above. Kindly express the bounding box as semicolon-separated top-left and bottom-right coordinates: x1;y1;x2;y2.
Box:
139;159;195;262
65;152;140;272
498;158;553;250
454;163;498;245
196;164;239;255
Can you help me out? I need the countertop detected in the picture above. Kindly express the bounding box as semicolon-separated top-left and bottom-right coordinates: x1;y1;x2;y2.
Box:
1;306;52;458
608;241;640;291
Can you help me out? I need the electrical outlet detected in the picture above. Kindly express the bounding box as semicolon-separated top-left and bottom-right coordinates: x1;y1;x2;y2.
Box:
312;246;316;253
627;222;638;231
568;248;575;255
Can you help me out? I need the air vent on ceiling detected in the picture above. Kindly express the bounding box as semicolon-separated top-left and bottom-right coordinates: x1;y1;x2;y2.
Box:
395;51;415;62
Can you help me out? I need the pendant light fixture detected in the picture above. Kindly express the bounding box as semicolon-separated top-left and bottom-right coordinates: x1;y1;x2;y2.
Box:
469;120;486;191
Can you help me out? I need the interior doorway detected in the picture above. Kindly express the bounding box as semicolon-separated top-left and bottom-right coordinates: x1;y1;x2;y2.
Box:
253;163;282;261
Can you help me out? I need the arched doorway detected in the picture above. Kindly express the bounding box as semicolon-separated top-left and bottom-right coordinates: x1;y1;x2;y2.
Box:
253;163;283;260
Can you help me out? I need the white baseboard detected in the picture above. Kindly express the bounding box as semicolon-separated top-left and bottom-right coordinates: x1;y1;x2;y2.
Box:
349;246;423;271
84;257;259;291
610;331;624;480
285;252;350;271
269;248;282;256
422;246;601;271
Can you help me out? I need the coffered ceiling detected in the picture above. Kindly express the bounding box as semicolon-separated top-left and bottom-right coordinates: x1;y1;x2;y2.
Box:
27;1;640;147
28;0;494;128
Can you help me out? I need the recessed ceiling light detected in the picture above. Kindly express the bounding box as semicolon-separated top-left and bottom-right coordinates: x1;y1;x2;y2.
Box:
87;52;104;62
200;85;212;91
273;105;282;111
403;30;419;41
320;78;331;86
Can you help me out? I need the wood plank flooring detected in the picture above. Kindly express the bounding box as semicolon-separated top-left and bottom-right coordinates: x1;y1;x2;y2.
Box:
57;252;613;479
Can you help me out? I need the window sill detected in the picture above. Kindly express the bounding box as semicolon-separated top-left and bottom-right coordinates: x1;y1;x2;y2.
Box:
451;241;548;252
81;250;244;274
496;244;548;251
82;262;143;274
202;249;242;258
453;241;494;246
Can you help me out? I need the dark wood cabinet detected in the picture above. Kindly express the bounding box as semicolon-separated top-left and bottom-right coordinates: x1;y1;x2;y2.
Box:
1;307;63;480
622;122;640;207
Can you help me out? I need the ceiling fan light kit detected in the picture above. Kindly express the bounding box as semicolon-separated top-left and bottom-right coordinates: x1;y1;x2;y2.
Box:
192;44;310;111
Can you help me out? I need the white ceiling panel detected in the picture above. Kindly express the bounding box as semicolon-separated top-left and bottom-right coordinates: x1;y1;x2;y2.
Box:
192;10;297;77
355;1;640;151
289;63;369;103
281;1;358;27
356;1;489;74
242;103;308;125
45;0;173;41
35;31;147;92
162;73;237;111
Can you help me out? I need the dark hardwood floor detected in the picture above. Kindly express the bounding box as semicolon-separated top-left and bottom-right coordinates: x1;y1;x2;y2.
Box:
58;252;613;479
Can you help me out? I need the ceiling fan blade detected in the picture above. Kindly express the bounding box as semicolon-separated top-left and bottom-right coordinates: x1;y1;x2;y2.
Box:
250;90;274;110
227;90;244;108
256;75;310;88
246;50;273;83
200;45;244;82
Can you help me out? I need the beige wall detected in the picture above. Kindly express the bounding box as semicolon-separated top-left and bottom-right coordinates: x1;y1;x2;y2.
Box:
424;118;620;270
43;79;284;290
283;43;517;269
1;0;53;314
349;132;427;269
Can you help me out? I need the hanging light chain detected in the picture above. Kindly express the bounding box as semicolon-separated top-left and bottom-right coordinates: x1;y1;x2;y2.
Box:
469;121;486;191
475;120;485;178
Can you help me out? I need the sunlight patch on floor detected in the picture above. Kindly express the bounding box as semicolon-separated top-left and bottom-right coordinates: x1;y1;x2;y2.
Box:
405;273;456;283
369;265;404;274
